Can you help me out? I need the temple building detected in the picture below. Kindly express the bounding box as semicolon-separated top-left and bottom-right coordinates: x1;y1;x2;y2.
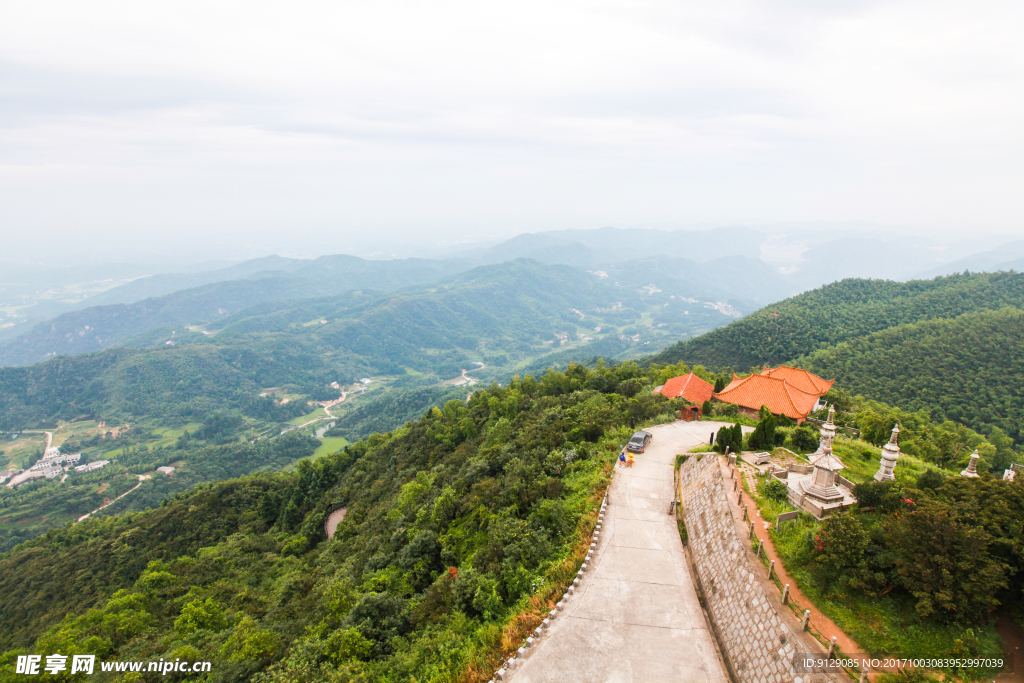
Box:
658;372;715;406
713;366;834;423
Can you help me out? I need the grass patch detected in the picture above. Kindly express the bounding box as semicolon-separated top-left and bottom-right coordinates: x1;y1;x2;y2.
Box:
288;407;328;425
311;437;348;460
831;437;953;485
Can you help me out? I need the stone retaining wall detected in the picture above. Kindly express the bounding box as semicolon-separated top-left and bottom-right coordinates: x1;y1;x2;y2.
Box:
678;453;831;683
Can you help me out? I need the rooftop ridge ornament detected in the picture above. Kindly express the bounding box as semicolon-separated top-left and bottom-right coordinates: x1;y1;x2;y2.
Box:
961;449;981;478
874;423;901;482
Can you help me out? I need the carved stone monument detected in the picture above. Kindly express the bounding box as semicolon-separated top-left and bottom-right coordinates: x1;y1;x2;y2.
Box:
961;449;981;478
874;424;901;482
804;446;846;503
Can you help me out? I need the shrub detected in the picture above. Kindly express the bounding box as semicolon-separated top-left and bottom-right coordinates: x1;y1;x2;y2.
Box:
790;426;819;453
893;504;1007;623
763;478;789;502
852;480;898;510
916;468;945;491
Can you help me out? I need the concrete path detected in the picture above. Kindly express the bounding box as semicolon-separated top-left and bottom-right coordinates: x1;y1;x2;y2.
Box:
512;420;734;683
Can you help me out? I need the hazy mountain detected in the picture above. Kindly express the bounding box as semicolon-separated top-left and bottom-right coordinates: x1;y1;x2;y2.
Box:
0;257;475;366
460;226;766;266
0;259;735;430
912;240;1024;279
64;254;474;309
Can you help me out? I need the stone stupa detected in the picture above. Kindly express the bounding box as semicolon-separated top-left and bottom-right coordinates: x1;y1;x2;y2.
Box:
809;404;837;465
874;424;901;481
804;444;846;504
961;449;981;478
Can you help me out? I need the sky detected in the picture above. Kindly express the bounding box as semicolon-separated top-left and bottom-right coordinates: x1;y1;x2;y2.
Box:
1;0;1022;263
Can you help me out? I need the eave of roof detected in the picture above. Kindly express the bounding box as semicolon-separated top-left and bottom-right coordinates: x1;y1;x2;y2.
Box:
713;373;820;419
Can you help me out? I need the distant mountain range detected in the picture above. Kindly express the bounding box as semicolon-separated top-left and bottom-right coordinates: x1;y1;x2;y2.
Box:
4;225;1024;367
0;259;735;431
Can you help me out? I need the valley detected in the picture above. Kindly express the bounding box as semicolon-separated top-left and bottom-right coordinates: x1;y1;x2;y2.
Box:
1;248;1023;683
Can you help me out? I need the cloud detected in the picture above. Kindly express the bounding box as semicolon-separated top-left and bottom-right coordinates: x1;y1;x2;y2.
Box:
0;0;1021;260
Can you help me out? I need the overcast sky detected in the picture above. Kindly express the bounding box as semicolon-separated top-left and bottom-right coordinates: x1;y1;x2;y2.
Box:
1;0;1022;262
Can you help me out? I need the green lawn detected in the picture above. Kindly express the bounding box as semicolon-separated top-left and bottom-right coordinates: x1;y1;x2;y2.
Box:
831;437;951;484
148;423;203;450
311;437;348;460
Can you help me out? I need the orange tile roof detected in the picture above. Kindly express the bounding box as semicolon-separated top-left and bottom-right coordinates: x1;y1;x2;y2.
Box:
713;373;821;420
660;372;714;405
761;365;835;396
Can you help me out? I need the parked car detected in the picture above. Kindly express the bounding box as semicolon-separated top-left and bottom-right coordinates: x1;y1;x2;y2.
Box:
626;430;652;453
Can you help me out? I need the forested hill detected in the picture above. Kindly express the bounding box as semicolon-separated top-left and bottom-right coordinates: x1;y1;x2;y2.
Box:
0;260;731;431
798;307;1024;443
646;271;1024;370
0;367;682;679
0;256;476;367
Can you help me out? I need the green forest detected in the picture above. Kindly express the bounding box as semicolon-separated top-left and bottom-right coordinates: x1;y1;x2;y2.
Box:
649;271;1024;370
648;271;1024;444
0;260;733;433
3;258;1024;682
799;308;1024;443
0;432;320;553
0;363;688;682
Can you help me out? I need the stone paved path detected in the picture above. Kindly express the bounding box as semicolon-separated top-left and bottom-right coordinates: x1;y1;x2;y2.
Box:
511;421;735;683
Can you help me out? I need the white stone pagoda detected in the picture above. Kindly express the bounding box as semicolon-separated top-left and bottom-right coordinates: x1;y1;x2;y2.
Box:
874;424;901;482
809;405;837;466
961;449;981;478
803;445;847;504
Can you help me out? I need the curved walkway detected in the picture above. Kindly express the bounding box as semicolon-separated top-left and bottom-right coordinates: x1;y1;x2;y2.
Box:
511;421;736;683
325;507;347;539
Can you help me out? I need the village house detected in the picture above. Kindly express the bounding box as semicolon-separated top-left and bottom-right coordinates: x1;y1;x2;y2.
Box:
712;365;834;423
75;460;110;473
30;452;81;471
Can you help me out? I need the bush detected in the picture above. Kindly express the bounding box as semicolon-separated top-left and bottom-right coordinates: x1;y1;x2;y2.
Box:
747;409;778;451
811;514;867;590
915;469;944;491
853;480;894;509
893;504;1007;623
790;426;819;453
763;478;789;502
